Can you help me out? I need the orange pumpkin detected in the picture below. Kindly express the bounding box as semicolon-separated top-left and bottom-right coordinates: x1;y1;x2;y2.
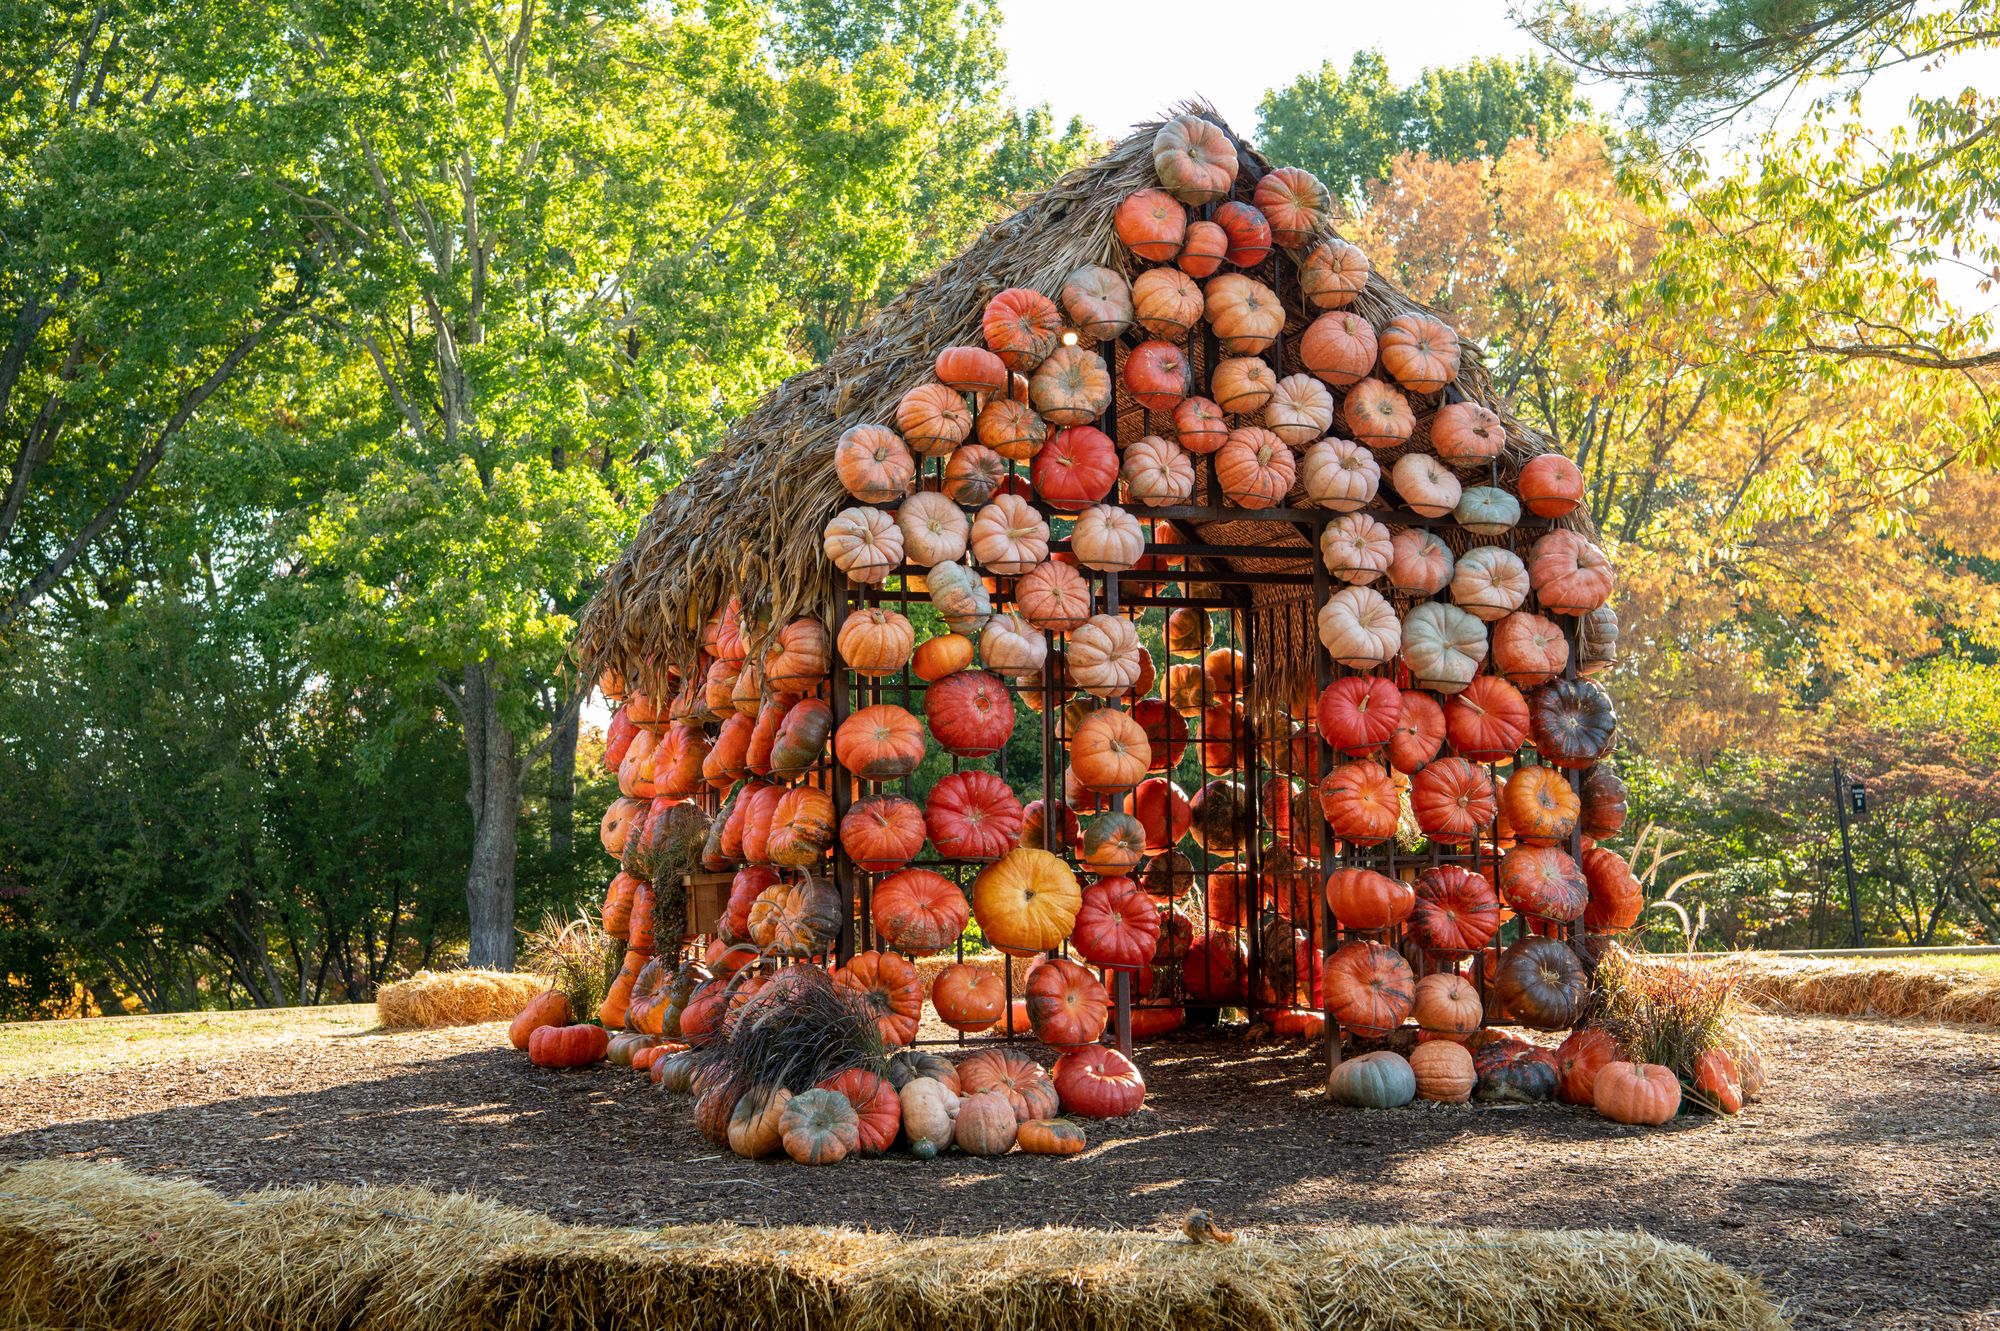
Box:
1410;757;1497;846
1411;973;1483;1039
1408;865;1501;955
1301;239;1370;310
1015;558;1093;633
839;795;927;873
1213;200;1272;267
1555;1026;1624;1105
1502;765;1580;845
1519;453;1585;517
1325;941;1415;1037
1582;845;1644;933
746;875;844;957
931;962;1006;1033
971;848;1082;956
958;1046;1059;1120
1130;267;1205;340
1693;1048;1744;1114
1062;264;1134;343
509;990;572;1050
833;950;924;1047
1593;1061;1682;1125
1030;345;1114;426
1252;166;1330;249
1410;1040;1476;1103
1205;274;1284;355
912;633;973;681
1175;218;1229;277
977;394;1047;460
1152;113;1239;204
1300;310;1377;386
836;607;914;678
1325;866;1414;930
1123;339;1191;411
763;618;831;692
1114;188;1187;261
1319;760;1400;845
1378;312;1461;393
834;704;926;780
936;344;1007;394
981;287;1063;372
765;786;836;867
1215;426;1295;508
1342;378;1414;448
1210;356;1276;415
1071;708;1151;794
1174;396;1229;453
871;867;970;955
1432;400;1506;468
897;383;972;455
834;424;916;503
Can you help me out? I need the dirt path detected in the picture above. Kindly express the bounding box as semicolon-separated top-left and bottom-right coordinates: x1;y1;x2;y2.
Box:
3;1012;1995;1330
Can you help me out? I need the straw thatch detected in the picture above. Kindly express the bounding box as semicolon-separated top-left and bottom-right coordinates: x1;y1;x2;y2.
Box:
575;103;1589;711
0;1160;1790;1331
375;969;553;1029
1702;953;2000;1026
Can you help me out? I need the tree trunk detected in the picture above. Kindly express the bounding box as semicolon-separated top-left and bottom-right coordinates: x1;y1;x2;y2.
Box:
548;698;579;855
463;660;523;968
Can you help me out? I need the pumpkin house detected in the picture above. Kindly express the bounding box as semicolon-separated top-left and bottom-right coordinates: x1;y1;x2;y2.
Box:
577;105;1629;1093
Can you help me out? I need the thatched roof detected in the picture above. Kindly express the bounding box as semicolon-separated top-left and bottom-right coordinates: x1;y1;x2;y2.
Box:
576;104;1580;700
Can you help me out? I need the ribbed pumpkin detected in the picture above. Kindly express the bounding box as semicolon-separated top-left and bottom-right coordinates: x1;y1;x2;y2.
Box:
1174;396;1229;453
1379;312;1460;392
1062;264;1134;342
1211;356;1276;414
839;795;926;873
834;424;916;502
971;848;1081;956
982;287;1063;372
1445;675;1531;762
1071;707;1151;794
1030;345;1114;426
1502;765;1580;845
1408;866;1501;955
1032;425;1119;511
1555;1025;1624;1105
1411;972;1483;1038
931;962;1006;1033
1583;845;1644;932
1053;1045;1146;1118
1205;274;1284;355
1319;761;1400;846
837;607;914;678
1324;941;1415;1037
1131;267;1205;339
1071;876;1161;971
1114;187;1187;261
835;704;926;780
1301;238;1369;308
1015;558;1093;632
832;950;924;1047
1411;757;1497;845
871;868;969;955
1316;676;1402;756
1493;935;1590;1029
1216;426;1296;508
897;382;973;455
1122;433;1196;506
1500;844;1590;922
1300;310;1376;387
925;771;1024;861
1343;378;1414;448
1409;1041;1476;1102
924;668;1014;758
1326;1050;1416;1108
1324;866;1414;930
1123;339;1191;411
765;786;836;867
1080;810;1146;875
1025;955;1109;1050
1176;218;1228;277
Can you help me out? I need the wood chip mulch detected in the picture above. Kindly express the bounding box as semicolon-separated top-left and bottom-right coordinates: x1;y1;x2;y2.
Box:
3;1013;1996;1331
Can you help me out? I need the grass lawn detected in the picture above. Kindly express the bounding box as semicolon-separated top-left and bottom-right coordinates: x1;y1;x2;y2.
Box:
0;1005;382;1079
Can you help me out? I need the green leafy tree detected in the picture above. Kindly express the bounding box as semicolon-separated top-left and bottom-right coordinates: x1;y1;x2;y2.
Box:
1257;50;1589;203
0;0;322;630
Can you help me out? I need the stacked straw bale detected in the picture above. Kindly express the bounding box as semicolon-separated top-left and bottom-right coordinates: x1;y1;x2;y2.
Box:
1705;954;2000;1026
0;1160;1789;1331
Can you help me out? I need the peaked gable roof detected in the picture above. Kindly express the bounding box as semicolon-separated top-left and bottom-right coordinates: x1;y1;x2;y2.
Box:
577;104;1579;696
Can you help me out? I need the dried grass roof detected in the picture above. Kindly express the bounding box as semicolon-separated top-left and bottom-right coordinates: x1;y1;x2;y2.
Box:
576;103;1583;697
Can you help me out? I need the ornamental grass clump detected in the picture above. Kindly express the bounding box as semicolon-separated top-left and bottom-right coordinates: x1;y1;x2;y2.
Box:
1594;948;1745;1107
520;910;618;1025
689;964;887;1104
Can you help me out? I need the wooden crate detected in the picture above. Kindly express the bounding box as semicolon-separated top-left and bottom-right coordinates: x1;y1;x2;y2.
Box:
685;872;733;938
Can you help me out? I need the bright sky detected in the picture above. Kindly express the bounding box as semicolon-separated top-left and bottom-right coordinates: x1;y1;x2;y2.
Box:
996;0;1593;139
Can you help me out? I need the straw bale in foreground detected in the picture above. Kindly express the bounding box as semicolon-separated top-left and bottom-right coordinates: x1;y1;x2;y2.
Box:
375;969;552;1029
0;1160;1788;1331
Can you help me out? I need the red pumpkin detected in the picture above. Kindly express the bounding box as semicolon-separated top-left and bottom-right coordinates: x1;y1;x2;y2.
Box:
1026;955;1109;1049
1582;845;1643;932
1131;698;1190;772
839;795;927;873
817;1067;902;1155
1325;866;1414;930
835;703;927;779
1053;1045;1146;1118
1555;1026;1624;1105
1499;845;1590;923
1071;876;1161;971
1176;219;1229;277
1252;166;1330;249
1033;425;1119;512
1388;689;1447;773
1174;396;1229;453
1581;763;1629;840
528;1023;609;1069
1408;865;1501;955
1132;776;1191;853
1410;758;1497;846
1212;200;1273;267
1325;941;1415;1037
872;868;970;955
1445;675;1530;762
925;771;1024;861
1316;676;1403;756
1182;931;1249;1004
1124;339;1191;411
1693;1048;1744;1114
923;668;1015;758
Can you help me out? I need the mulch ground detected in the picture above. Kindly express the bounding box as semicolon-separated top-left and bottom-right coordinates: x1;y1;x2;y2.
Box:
3;1012;1996;1331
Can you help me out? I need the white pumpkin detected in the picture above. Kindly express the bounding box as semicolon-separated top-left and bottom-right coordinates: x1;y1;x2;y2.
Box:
899;1076;962;1160
823;506;903;586
1450;545;1531;622
1317;586;1402;669
1070;503;1147;572
1386;528;1454;596
1320;512;1394;585
1299;437;1381;512
1391;452;1462;519
1122;434;1195;507
980;611;1049;680
968;493;1049;576
1066;614;1143;699
1401;602;1488;694
897;490;969;566
1263;374;1335;446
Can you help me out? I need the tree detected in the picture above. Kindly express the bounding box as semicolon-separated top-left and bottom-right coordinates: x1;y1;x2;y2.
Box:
0;1;323;631
277;0;1093;967
1256;50;1588;203
1524;1;2000;387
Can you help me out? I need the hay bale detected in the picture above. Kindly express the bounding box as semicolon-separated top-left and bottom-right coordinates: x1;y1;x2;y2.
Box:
0;1161;1790;1331
375;969;553;1029
1702;955;2000;1026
